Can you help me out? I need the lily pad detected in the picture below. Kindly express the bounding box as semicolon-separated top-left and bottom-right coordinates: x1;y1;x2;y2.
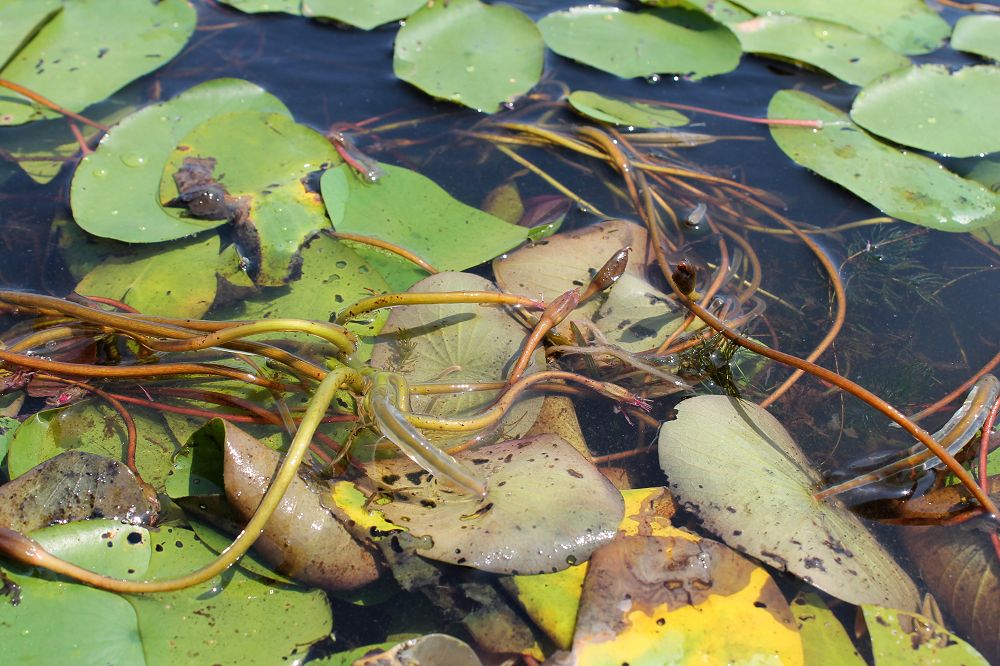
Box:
951;15;1000;62
728;0;949;55
639;0;753;24
850;65;1000;158
568;90;689;128
321;163;529;291
561;535;804;665
369;272;543;443
0;0;195;126
7;403;183;492
218;233;390;360
769;89;1000;232
221;418;384;591
351;634;482;666
658;395;920;610
159;110;339;286
0;451;155;532
371;433;624;575
0;0;60;69
493;218;690;352
538;6;741;80
732;15;911;86
863;605;990;665
219;0;302;13
74;235;221;318
790;593;865;665
303;0;426;30
393;0;544;112
71;78;290;243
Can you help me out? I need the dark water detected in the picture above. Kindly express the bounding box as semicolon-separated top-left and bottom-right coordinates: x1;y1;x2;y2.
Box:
1;0;998;658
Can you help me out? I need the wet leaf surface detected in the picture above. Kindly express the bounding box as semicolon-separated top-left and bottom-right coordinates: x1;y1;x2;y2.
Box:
769;89;1000;232
369;433;624;575
729;0;949;55
393;0;543;112
0;0;195;126
568;90;689;128
659;395;920;610
951;15;1000;62
370;272;543;443
863;605;990;665
733;15;911;86
322;163;529;291
221;418;384;591
552;534;804;665
75;235;221;318
494;218;689;352
72;78;290;243
850;65;1000;158
538;6;741;80
302;0;426;30
0;451;155;532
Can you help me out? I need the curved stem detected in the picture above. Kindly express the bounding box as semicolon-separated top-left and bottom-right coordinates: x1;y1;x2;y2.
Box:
336;291;543;325
326;231;439;275
0;367;363;593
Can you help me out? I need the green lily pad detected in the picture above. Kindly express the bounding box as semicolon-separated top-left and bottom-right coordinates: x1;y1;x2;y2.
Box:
538;6;740;80
0;86;140;184
0;0;195;126
0;0;61;69
639;0;753;24
159;110;339;286
0;451;156;532
393;0;544;112
963;159;1000;246
951;15;1000;62
321;163;529;292
71;78;290;243
165;419;226;499
568;90;689;128
371;433;624;575
369;272;544;444
218;0;300;12
74;235;221;318
0;414;18;461
728;0;949;55
790;593;865;665
850;65;1000;158
218;233;390;360
658;395;920;610
768;89;1000;232
863;606;989;665
732;15;911;86
303;0;426;30
7;403;183;492
30;519;152;580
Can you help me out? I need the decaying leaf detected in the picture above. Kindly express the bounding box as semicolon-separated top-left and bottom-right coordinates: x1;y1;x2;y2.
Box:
366;433;624;575
550;535;804;665
221;419;384;591
863;605;990;665
0;450;156;532
353;633;482;666
658;395;920;610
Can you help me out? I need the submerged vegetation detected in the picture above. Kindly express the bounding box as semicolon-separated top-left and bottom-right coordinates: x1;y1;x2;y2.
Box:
0;0;999;663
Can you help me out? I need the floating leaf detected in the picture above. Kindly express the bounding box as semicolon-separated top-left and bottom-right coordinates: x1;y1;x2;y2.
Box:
219;0;301;13
351;634;482;666
0;451;155;532
218;233;390;359
568;90;689;128
903;521;1000;663
369;272;543;443
75;235;221;318
561;535;804;665
850;65;1000;158
30;519;152;579
769;89;1000;232
0;0;195;126
639;0;753;24
303;0;426;30
729;0;949;55
323;163;528;291
392;0;543;112
732;16;910;86
371;433;624;575
494;219;690;352
951;15;1000;62
658;395;920;610
159;111;339;286
0;414;18;461
791;593;866;665
7;403;182;491
863;605;990;665
221;418;384;591
964;159;1000;246
71;78;290;243
0;0;61;69
538;6;740;80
